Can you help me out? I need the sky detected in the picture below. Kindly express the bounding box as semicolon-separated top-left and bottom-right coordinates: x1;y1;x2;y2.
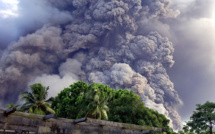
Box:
0;0;215;130
168;0;215;121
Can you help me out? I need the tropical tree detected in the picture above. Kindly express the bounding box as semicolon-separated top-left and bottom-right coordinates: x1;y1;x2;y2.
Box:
108;89;170;129
52;81;172;130
108;89;139;124
52;81;112;120
20;83;55;115
180;125;194;134
187;101;215;134
51;81;88;119
82;83;111;120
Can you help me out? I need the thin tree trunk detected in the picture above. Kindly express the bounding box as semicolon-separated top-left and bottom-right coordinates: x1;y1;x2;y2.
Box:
210;123;213;134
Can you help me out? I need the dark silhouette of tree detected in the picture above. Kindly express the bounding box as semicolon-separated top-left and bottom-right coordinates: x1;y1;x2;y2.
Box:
187;101;215;134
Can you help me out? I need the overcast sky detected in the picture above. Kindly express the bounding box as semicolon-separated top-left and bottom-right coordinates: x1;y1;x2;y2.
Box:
1;0;215;124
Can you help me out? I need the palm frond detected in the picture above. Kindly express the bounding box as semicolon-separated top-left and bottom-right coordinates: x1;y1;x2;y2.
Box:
45;97;54;103
20;92;36;104
20;103;34;112
101;109;108;120
45;107;55;114
30;107;46;115
19;82;55;115
44;86;49;100
101;103;109;111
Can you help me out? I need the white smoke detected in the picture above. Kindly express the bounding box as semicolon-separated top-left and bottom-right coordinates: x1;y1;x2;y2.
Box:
0;0;183;130
30;59;82;98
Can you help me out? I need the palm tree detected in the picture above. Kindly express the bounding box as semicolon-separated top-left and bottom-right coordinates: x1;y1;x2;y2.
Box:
20;83;55;115
84;84;110;120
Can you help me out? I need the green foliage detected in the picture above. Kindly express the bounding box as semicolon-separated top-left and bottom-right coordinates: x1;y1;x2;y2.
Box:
5;103;19;109
80;83;112;120
182;125;189;133
52;81;171;129
179;124;195;134
178;130;185;134
186;101;215;134
52;81;88;119
20;83;55;115
108;89;170;129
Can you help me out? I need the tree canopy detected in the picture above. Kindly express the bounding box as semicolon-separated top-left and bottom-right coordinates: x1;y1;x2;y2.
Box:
108;88;169;128
80;83;111;120
186;101;215;134
51;81;88;119
52;81;171;129
20;83;55;115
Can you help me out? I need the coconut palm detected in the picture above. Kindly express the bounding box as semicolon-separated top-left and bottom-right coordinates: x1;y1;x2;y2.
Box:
20;83;55;115
84;84;110;120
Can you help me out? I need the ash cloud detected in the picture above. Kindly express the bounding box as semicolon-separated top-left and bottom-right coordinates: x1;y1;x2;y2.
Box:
166;0;215;121
0;26;64;102
0;0;182;130
0;0;72;49
182;0;215;19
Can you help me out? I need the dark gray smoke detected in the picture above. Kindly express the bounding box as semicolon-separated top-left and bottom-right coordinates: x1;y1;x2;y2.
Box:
0;0;182;130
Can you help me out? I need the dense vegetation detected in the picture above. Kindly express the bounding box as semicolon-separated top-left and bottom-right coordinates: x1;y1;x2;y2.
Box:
51;81;171;130
2;81;174;133
6;81;215;134
179;101;215;134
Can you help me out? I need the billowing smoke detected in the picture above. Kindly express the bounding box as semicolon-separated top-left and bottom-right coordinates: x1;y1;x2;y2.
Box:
0;0;72;49
0;0;182;130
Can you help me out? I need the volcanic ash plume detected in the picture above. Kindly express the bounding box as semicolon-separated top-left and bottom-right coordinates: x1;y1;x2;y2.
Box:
0;0;182;130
